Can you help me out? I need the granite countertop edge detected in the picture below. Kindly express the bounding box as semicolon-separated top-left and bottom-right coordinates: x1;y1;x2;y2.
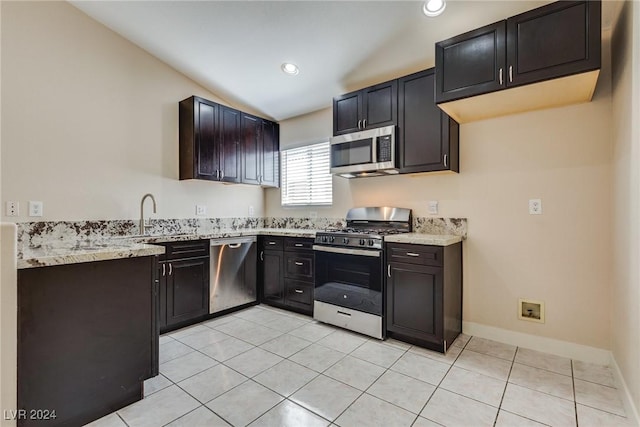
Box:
18;228;463;269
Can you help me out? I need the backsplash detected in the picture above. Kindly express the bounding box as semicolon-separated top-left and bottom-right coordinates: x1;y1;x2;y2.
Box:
17;216;467;247
413;217;467;237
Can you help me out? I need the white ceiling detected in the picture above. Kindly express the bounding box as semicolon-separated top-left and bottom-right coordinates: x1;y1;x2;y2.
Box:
70;0;614;122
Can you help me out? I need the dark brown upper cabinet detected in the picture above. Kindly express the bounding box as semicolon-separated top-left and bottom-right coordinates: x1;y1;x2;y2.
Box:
398;69;459;174
179;96;220;181
435;0;601;123
506;1;600;87
241;113;280;188
333;80;397;136
435;21;506;104
180;95;279;187
219;105;242;183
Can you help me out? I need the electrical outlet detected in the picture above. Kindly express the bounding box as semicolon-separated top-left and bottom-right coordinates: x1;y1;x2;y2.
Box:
529;199;542;215
428;201;439;215
195;205;206;216
248;205;255;217
28;201;43;217
5;201;19;217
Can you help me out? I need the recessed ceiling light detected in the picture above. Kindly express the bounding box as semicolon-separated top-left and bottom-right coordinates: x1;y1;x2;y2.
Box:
423;0;446;17
281;63;299;75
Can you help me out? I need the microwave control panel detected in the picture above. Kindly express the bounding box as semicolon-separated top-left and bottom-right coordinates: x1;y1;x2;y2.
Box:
377;135;392;162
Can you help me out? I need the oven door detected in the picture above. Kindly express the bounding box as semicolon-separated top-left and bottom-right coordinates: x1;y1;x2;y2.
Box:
313;245;384;315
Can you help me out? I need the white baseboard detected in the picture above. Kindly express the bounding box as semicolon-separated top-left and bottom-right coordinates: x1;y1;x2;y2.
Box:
462;321;610;364
610;354;640;427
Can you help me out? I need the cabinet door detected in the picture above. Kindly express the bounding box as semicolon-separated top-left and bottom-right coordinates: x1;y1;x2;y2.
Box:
398;69;459;173
386;262;443;345
435;21;506;103
261;119;280;187
241;114;261;185
179;97;220;180
166;257;209;327
220;106;242;183
261;250;284;304
333;91;362;136
158;262;167;331
506;1;601;87
362;80;397;130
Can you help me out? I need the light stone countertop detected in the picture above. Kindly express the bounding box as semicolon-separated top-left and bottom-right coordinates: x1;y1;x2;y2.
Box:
18;228;462;269
383;233;463;246
18;240;165;269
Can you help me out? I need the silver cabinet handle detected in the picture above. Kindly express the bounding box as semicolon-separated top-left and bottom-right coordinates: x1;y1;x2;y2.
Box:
162;263;166;276
295;261;304;266
228;243;241;249
168;263;173;276
509;65;513;83
268;241;277;245
260;250;264;261
444;154;448;168
499;68;503;85
294;243;303;247
363;119;367;128
387;264;391;278
406;252;420;257
357;119;362;130
294;289;304;294
220;170;225;180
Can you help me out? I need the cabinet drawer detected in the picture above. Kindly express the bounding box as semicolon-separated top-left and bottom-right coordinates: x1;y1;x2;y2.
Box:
284;253;314;280
386;243;443;267
261;236;284;251
285;279;313;306
284;237;314;251
163;240;209;260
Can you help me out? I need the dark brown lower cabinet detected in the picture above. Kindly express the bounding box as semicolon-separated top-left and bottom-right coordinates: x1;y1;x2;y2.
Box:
158;240;210;333
259;236;314;315
386;242;462;353
17;256;158;426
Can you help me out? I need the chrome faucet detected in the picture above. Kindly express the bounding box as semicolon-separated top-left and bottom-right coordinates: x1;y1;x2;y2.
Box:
140;193;157;235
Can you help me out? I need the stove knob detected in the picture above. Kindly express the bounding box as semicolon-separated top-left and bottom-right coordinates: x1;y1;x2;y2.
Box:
359;239;366;245
368;239;375;246
329;236;335;243
343;238;349;244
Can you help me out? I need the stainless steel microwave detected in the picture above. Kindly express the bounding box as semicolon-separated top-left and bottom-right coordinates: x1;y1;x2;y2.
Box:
329;125;398;178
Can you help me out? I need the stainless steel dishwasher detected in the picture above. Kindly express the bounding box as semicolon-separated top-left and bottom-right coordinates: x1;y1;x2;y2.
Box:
209;236;257;314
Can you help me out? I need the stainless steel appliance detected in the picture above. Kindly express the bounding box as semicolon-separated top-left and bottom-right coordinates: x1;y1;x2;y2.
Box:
329;125;397;178
209;237;257;314
313;207;412;339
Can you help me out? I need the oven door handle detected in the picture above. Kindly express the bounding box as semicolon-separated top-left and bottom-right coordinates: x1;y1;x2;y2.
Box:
313;245;381;257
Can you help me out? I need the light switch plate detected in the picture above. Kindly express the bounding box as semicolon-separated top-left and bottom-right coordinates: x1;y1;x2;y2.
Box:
529;199;542;215
28;201;43;217
248;205;255;217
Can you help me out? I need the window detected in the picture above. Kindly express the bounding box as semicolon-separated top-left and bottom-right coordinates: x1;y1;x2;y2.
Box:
281;141;332;206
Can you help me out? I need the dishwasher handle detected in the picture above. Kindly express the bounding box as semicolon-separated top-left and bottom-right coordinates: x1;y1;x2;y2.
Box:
210;236;257;246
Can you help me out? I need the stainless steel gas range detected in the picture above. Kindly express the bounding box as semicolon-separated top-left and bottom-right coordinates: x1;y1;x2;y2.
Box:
312;207;412;339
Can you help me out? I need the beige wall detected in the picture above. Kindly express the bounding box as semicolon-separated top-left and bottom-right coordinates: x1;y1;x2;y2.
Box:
267;47;614;351
1;1;264;222
611;0;640;417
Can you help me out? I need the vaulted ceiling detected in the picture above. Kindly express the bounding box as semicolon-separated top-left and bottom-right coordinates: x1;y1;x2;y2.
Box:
71;1;616;121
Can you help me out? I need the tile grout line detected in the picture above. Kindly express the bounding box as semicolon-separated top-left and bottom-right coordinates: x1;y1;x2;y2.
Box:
492;345;517;427
572;359;579;427
323;344;411;425
412;336;470;425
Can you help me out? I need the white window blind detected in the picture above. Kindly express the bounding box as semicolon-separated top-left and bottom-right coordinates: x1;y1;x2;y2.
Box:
281;141;332;206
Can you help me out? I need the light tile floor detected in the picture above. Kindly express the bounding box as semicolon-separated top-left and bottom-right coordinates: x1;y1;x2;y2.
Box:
87;305;632;427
